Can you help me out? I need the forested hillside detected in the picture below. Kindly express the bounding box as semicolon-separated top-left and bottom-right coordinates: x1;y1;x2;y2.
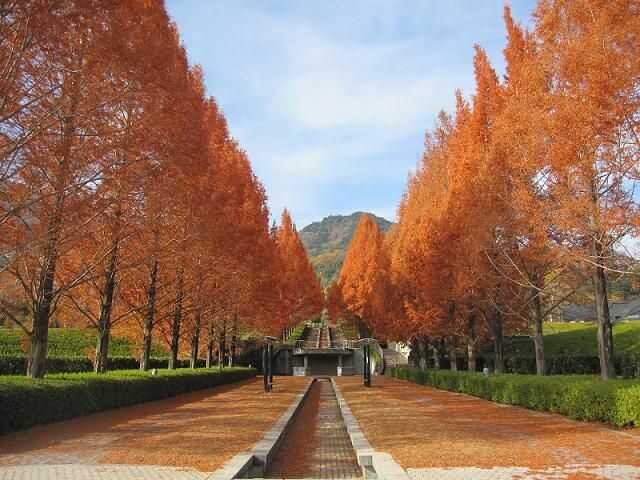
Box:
300;213;393;286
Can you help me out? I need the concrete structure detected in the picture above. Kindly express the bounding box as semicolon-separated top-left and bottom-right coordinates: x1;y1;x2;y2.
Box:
210;379;314;479
292;324;357;377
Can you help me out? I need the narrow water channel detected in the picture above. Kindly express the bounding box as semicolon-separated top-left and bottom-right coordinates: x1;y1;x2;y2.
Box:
265;378;362;479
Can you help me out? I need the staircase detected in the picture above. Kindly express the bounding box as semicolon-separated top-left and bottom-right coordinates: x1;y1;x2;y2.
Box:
382;348;408;369
330;326;345;349
303;326;321;349
299;324;353;350
319;325;331;348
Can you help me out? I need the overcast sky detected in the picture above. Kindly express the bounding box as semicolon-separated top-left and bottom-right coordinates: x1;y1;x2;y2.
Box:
165;1;537;228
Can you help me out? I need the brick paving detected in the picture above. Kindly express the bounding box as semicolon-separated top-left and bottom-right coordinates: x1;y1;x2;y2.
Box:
266;378;362;479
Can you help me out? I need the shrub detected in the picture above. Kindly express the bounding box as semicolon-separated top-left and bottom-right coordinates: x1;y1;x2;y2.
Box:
0;367;256;434
391;366;640;428
469;354;640;377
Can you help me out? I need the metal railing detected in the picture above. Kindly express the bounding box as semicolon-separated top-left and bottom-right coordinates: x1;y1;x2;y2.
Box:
294;338;358;351
342;339;357;350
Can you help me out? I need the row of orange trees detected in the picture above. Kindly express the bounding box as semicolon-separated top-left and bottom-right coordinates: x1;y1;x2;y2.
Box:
0;1;323;378
330;0;639;380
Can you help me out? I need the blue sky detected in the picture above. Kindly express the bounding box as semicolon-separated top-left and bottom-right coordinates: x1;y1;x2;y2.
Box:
165;1;537;228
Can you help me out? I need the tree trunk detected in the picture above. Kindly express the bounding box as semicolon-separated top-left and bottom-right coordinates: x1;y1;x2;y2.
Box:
94;237;119;373
218;319;226;369
449;344;458;371
28;177;64;379
467;313;477;372
531;283;545;376
28;310;50;378
228;313;237;367
190;309;202;369
589;175;615;379
205;318;215;368
416;337;428;370
593;261;615;379
493;311;505;374
140;258;158;371
28;63;81;379
94;322;111;373
431;343;441;370
168;267;184;370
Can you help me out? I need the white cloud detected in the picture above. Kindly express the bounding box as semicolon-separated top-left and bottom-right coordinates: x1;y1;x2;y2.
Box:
268;25;468;134
166;1;530;227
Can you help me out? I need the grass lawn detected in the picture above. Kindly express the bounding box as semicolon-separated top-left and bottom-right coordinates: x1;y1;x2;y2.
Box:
0;327;167;357
501;321;640;357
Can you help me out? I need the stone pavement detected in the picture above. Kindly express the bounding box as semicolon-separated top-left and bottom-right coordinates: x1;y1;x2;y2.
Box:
266;378;361;479
0;465;208;480
0;377;310;478
406;465;640;480
336;376;640;480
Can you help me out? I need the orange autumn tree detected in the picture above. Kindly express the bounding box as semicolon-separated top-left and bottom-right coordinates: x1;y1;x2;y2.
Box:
57;0;198;373
531;0;640;379
0;1;163;377
385;0;639;380
335;214;389;338
274;210;323;335
390;46;529;373
0;1;285;377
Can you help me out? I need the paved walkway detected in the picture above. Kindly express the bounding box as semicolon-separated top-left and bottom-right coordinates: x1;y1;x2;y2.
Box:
0;376;309;478
266;378;361;479
336;376;640;480
0;465;207;480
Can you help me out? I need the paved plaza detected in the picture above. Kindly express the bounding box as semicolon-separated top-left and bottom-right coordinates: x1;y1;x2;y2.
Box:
0;377;309;477
1;375;640;480
336;376;640;480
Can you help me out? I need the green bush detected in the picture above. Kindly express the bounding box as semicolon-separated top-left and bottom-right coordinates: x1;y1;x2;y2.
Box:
0;367;256;434
391;366;640;428
471;354;640;377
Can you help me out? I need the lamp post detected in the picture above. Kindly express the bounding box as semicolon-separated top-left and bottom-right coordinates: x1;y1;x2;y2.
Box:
358;338;376;387
263;336;277;392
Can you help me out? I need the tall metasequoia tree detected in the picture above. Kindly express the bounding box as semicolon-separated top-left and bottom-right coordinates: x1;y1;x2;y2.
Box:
533;0;640;379
336;214;390;337
0;1;145;378
274;210;323;333
54;0;188;373
384;0;638;380
0;1;282;378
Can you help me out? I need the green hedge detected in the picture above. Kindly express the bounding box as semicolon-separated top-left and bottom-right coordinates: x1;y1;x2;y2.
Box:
0;355;206;375
490;354;640;377
391;367;640;428
439;354;640;377
0;367;256;434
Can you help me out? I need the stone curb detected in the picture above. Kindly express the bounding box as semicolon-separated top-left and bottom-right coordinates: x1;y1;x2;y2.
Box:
209;378;314;480
331;379;410;480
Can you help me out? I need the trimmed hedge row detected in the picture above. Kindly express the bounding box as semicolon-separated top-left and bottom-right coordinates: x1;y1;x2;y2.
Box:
391;366;640;428
0;367;256;434
478;354;640;377
0;355;206;375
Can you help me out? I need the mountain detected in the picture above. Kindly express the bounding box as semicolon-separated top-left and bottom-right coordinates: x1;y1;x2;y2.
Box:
299;212;393;287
